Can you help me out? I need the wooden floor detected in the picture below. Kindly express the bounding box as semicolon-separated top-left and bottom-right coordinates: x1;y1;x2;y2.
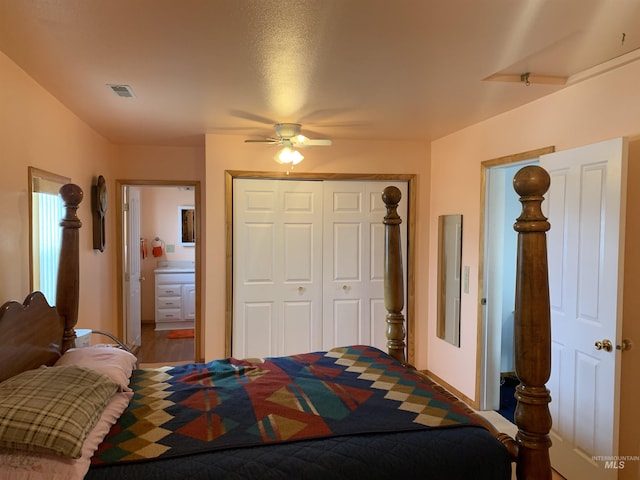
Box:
138;323;195;366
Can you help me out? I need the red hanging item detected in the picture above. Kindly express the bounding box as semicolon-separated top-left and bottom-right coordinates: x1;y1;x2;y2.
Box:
152;237;163;257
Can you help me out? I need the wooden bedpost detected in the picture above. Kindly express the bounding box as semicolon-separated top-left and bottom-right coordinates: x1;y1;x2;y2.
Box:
56;183;83;352
382;186;406;365
512;166;552;480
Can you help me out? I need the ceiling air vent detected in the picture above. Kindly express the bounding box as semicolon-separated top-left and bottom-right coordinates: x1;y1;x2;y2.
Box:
106;84;135;98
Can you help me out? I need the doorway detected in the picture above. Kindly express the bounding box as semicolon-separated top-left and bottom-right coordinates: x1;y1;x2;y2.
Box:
478;147;552;413
116;179;202;365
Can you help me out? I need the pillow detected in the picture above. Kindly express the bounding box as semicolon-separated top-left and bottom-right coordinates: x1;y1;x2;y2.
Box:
0;390;133;480
0;365;119;459
55;346;137;391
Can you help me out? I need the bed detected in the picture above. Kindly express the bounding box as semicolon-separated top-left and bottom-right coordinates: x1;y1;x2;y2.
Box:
0;167;553;479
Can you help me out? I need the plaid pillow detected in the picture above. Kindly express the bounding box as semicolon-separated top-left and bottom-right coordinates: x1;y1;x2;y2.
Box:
0;365;119;458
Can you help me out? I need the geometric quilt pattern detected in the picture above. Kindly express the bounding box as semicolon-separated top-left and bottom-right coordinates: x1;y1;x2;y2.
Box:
91;345;481;466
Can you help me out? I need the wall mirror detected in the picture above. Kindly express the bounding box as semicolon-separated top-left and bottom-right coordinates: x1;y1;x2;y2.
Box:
179;205;195;246
29;166;70;305
436;214;463;346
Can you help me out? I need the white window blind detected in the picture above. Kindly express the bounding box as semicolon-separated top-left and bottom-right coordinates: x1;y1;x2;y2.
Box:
32;177;65;305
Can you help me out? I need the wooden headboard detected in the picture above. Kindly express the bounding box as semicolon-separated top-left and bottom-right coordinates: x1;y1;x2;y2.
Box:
0;183;83;381
0;292;63;382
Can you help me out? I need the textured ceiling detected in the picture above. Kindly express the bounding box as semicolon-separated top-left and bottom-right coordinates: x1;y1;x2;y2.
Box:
1;0;640;146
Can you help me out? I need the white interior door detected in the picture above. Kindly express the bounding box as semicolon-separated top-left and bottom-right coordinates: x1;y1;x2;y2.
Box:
322;181;408;351
124;186;142;346
233;179;323;358
541;137;627;480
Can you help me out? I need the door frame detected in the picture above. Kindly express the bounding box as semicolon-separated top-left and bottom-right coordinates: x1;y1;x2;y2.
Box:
476;146;554;410
225;170;417;362
115;179;202;362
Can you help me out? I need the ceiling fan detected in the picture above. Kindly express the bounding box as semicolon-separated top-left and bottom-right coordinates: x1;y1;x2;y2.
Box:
244;123;332;165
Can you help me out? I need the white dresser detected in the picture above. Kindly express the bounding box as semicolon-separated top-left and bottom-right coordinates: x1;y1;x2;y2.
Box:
154;262;195;330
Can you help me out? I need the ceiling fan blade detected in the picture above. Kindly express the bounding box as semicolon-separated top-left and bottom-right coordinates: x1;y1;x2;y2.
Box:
244;138;280;144
289;134;332;147
300;138;332;146
230;110;276;125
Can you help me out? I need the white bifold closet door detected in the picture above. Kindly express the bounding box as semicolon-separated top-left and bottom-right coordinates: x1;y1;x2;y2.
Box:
233;179;407;359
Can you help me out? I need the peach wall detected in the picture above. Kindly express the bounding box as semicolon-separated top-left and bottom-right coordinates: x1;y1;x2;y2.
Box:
0;50;117;335
204;135;430;361
113;145;205;181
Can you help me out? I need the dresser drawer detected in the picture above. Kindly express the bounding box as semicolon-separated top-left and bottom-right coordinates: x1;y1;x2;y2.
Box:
156;273;193;283
157;297;181;308
157;284;181;297
156;309;182;321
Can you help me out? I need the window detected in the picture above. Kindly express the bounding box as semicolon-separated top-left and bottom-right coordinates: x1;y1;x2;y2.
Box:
29;167;70;305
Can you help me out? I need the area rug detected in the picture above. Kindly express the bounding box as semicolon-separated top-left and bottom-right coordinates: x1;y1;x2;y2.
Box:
167;329;194;339
497;375;518;423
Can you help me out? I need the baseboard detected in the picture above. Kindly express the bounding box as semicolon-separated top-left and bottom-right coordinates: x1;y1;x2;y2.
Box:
423;369;478;410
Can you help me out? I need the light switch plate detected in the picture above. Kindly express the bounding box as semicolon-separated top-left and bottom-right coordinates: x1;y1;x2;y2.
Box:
463;265;470;294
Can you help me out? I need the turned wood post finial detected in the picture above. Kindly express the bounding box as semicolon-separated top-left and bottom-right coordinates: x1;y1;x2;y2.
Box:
382;186;406;365
512;165;553;480
57;183;83;352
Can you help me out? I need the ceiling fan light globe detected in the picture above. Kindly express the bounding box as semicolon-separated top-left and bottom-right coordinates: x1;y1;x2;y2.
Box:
291;151;304;165
275;146;303;165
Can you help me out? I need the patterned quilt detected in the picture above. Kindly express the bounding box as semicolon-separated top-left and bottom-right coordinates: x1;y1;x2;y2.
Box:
91;345;481;466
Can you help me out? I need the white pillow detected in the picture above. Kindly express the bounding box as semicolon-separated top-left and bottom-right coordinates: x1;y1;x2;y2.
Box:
55;346;137;392
0;390;133;480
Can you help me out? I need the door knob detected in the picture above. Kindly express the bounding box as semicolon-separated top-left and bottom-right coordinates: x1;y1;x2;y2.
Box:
298;286;305;293
594;339;613;352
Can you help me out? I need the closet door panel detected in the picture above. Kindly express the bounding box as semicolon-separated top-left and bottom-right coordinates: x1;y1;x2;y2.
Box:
244;223;275;283
332;223;362;281
283;223;314;282
283;301;313;355
241;302;275;359
323;181;408;351
331;299;361;347
234;179;322;358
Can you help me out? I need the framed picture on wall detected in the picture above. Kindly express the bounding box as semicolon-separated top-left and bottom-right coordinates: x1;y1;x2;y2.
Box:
179;205;195;246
